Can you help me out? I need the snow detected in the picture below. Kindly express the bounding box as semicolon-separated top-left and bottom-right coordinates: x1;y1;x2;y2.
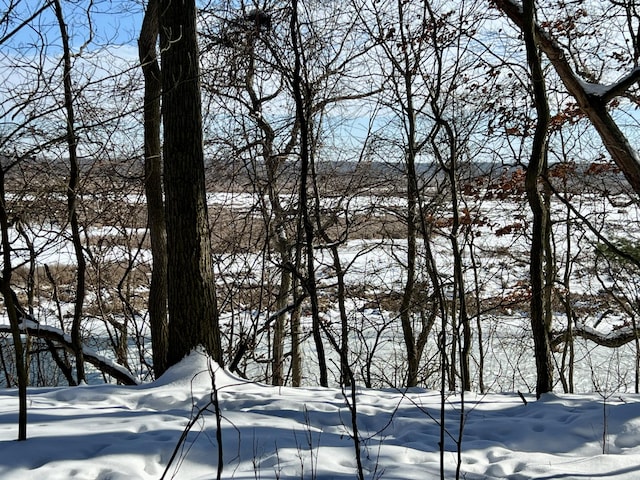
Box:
575;66;640;99
0;350;639;479
575;77;614;98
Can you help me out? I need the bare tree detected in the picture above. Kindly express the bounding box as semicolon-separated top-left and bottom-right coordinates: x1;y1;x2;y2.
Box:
202;3;302;385
53;0;87;384
0;162;28;440
520;0;554;398
494;0;640;195
355;0;444;388
138;0;168;378
0;0;150;389
493;0;640;397
289;0;329;387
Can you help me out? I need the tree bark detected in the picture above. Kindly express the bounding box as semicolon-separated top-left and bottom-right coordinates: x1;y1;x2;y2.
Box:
138;0;168;378
0;167;27;440
522;0;554;398
159;0;223;367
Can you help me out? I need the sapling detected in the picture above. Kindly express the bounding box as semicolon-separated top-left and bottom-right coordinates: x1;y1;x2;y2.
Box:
161;362;225;480
589;353;625;455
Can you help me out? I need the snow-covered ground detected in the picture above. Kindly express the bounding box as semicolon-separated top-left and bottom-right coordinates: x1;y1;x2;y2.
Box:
0;189;639;478
0;350;639;479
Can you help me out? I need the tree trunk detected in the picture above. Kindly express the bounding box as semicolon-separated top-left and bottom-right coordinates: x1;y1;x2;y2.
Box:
54;0;86;384
331;244;351;388
245;43;293;386
522;0;554;398
138;0;168;378
0;168;27;440
440;129;471;392
290;269;304;386
159;0;223;366
290;0;328;387
401;153;420;387
398;13;421;387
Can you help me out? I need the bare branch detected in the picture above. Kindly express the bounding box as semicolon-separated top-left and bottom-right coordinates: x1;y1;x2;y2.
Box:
0;322;140;385
494;0;640;196
552;324;640;349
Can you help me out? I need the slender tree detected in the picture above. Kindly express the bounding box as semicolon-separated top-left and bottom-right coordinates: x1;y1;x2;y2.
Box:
138;0;168;377
494;0;640;196
211;6;298;385
53;0;86;384
290;0;329;387
0;164;27;440
520;0;554;398
355;0;442;388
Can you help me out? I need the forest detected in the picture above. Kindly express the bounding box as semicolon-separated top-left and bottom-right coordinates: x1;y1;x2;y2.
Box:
1;0;640;450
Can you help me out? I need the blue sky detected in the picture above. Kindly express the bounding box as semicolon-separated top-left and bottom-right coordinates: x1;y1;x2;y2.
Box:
1;0;144;53
0;1;145;158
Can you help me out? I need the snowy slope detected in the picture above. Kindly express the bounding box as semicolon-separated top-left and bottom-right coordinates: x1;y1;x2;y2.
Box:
0;350;639;479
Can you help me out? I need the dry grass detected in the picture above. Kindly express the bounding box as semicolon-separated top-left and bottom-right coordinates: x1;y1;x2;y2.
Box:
2;165;631;336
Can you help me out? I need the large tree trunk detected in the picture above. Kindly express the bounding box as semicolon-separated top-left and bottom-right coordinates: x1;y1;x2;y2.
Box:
159;0;222;366
138;0;168;378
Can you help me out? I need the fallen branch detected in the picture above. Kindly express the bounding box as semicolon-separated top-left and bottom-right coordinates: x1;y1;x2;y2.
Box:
552;324;640;350
0;322;140;386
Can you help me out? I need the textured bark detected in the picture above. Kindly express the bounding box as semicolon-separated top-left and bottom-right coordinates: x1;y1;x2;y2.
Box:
160;0;222;366
138;0;168;378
